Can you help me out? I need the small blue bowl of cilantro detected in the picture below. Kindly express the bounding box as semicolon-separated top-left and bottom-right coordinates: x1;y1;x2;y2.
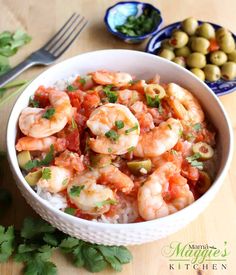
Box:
104;1;163;44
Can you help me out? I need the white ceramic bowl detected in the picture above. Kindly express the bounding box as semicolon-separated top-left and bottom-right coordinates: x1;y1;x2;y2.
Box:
7;50;233;246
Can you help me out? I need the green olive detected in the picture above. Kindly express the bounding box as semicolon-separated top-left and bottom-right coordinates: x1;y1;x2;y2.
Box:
181;17;198;36
190;68;205;81
188;35;197;47
161;39;174;50
127;159;152;175
216;27;231;40
190;37;210;54
17;151;31;169
175;46;191;57
25;170;42;186
186;52;206;68
192;142;214;159
221;62;236;80
169;31;189;48
158;48;175;60
173;57;186;67
196;23;215;39
218;34;235;53
210;50;227;66
145;84;166;99
90;153;112;168
196;171;212;194
227;50;236;62
203;64;221;81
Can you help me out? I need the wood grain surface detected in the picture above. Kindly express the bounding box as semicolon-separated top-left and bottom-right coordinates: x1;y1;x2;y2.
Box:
0;0;235;274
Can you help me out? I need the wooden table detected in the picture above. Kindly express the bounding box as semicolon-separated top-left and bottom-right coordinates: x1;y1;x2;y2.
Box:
0;0;236;274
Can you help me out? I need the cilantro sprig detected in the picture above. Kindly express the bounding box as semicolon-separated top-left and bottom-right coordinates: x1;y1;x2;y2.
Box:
24;145;54;171
42;108;55;119
0;217;132;274
103;85;118;103
186;153;203;170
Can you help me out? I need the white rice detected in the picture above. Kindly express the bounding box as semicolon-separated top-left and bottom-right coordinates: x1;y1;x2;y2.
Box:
36;186;67;210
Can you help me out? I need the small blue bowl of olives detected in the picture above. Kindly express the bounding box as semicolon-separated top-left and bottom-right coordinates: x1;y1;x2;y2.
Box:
104;1;163;44
146;18;236;96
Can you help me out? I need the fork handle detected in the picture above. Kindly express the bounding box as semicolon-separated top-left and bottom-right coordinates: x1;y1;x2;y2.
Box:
0;58;36;88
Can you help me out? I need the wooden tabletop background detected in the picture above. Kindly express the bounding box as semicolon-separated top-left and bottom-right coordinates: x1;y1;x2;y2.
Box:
0;0;236;274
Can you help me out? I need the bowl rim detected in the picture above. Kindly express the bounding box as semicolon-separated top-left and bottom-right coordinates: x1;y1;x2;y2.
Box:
145;20;236;96
7;49;234;229
104;1;163;40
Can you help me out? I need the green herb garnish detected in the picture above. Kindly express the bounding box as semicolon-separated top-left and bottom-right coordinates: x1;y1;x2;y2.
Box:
103;85;118;103
193;123;202;131
64;207;76;216
95;199;117;208
67;85;77;91
125;124;138;134
127;146;135;152
0;225;14;262
41;168;51;180
42;108;55;119
62;178;68;186
115;120;124;129
105;130;119;141
29;96;39;107
186;153;203;170
146;94;160;108
69;185;85;197
79;77;86;85
108;148;112;153
71;116;77;129
24;145;54;171
115;10;160;37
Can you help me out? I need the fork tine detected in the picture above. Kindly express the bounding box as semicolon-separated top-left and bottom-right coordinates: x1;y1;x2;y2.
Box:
42;13;77;50
46;14;81;52
52;18;88;58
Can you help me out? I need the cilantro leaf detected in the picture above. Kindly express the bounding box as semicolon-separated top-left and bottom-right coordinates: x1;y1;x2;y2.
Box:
29;96;39;107
0;55;10;76
103;85;117;103
115;120;124;129
105;130;119;141
43;233;59;247
21;218;55;239
24;259;57;275
95;199;117;208
64;207;76;216
42;108;55;119
82;246;108;272
193;123;202;131
69;185;85;197
0;226;15;262
79;77;86;85
186;153;203;170
41;168;51;180
67;85;77;91
146;94;160;107
41;145;54;166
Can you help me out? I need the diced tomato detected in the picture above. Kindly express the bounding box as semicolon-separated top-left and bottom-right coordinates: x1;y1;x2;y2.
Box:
66;128;81;153
74;112;87;131
181;160;199;181
55;150;84;172
208;38;220;52
133;216;145;223
72;76;95;91
34;86;50;107
83;91;100;117
136;112;154;133
67;90;83;109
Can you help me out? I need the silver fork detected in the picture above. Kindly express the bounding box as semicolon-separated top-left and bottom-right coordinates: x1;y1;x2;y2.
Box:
0;13;88;88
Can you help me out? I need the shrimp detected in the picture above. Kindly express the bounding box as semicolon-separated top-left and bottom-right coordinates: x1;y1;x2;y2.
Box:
118;89;142;106
90;70;133;87
55;150;85;172
166;83;204;123
87;103;140;155
67;165;134;215
138;162;194;220
134;118;182;158
19;89;73;138
37;166;72;193
15;136;66;152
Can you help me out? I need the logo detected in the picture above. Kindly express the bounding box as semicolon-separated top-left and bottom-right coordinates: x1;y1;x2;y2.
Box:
161;241;229;272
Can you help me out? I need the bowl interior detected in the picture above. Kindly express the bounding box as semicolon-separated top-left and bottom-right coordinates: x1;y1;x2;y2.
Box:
105;1;162;39
146;21;236;96
7;50;233;228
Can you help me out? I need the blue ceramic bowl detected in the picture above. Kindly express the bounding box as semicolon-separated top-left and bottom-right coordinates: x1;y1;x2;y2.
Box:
146;21;236;96
104;1;163;44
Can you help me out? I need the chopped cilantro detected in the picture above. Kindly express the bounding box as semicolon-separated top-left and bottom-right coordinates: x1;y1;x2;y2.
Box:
71;116;77;129
0;225;14;262
29;97;39;107
69;185;85;197
146;94;160;108
62;178;68;186
64;207;76;216
105;130;119;141
79;77;86;85
41;168;51;180
193;123;202;131
24;145;54;171
67;85;77;91
42;108;55;119
108;148;112;153
115;120;124;129
186;153;203;170
103;85;117;103
95;199;117;208
125;124;139;134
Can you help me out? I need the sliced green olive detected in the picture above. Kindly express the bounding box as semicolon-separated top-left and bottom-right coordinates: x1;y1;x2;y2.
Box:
127;159;152;175
90;154;112;168
144;84;166;99
17;150;31;169
192;142;214;160
196;171;212;194
25;170;42;186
